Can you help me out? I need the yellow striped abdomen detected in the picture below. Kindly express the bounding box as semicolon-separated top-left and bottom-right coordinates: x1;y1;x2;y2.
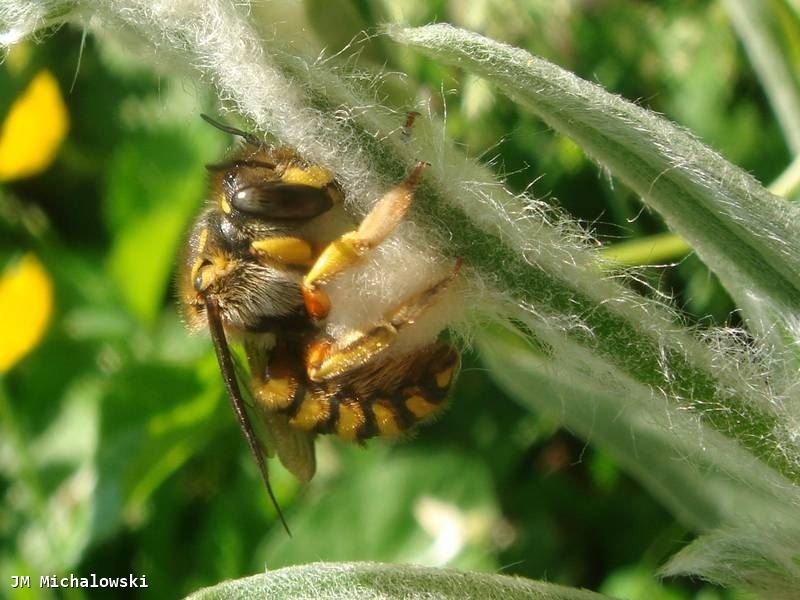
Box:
256;344;459;441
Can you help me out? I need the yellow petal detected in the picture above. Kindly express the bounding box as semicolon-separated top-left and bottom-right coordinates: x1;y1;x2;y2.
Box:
0;254;53;372
0;70;69;181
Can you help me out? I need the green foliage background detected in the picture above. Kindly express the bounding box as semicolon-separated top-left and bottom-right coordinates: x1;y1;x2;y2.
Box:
1;1;794;598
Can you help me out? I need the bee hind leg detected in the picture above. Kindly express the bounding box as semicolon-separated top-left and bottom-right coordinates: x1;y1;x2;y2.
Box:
306;259;461;383
302;161;429;320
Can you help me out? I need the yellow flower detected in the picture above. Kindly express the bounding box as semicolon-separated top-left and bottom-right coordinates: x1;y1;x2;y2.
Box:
0;254;53;372
0;70;69;181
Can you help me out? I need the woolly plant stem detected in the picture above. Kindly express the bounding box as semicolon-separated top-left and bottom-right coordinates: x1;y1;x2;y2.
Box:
390;24;800;346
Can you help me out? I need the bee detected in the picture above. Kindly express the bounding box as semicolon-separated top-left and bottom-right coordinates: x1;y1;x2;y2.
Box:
178;115;461;532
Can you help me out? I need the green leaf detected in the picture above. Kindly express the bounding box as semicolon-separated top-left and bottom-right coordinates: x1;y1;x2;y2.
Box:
600;565;685;600
186;562;614;600
481;328;800;598
256;447;498;571
723;0;800;155
93;355;221;539
0;377;99;573
303;0;386;64
390;23;800;346
104;118;222;325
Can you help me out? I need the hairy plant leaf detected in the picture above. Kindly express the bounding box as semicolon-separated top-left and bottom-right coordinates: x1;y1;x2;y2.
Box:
186;562;612;600
661;522;800;600
479;329;797;531
391;23;800;351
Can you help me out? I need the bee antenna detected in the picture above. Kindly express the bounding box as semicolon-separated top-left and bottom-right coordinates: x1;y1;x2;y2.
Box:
204;296;292;537
200;113;263;147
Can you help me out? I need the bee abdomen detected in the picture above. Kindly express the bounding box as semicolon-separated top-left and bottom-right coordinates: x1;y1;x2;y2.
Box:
370;345;460;440
284;344;460;442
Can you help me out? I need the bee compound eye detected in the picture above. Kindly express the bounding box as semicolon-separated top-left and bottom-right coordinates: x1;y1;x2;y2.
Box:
231;186;262;214
230;183;333;219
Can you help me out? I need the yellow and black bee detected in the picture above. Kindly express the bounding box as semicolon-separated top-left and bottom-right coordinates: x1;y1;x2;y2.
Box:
178;115;460;531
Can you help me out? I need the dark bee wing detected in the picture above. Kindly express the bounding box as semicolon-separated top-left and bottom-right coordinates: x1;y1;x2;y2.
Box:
204;296;291;535
230;183;333;220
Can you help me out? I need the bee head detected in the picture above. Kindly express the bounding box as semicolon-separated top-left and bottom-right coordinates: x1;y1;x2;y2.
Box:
178;210;304;334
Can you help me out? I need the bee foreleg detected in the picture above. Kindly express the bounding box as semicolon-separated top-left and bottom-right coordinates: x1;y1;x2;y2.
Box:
250;236;314;267
302;161;429;320
253;340;305;412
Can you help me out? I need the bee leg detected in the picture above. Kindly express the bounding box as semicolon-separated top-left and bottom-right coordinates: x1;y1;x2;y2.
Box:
302;160;429;320
250;237;315;267
306;259;461;382
253;340;305;412
402;110;420;137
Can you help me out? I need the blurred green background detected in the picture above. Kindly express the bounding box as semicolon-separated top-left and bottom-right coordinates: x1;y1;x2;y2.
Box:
1;1;794;598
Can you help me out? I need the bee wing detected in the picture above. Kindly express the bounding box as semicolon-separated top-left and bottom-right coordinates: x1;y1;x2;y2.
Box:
258;412;317;483
237;383;317;483
241;337;317;483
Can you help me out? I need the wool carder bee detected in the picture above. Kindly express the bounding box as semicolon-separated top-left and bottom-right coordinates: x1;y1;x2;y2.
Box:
178;115;460;531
